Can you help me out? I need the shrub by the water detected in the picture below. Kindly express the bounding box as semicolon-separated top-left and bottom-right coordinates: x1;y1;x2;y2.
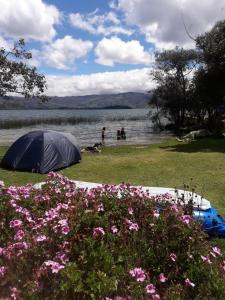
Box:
0;173;225;299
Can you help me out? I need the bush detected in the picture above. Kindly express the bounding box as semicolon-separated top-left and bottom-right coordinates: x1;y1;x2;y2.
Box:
0;173;225;299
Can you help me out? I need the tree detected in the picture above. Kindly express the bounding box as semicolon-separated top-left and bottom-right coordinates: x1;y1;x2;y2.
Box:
191;67;225;132
196;20;225;71
0;39;47;101
150;47;198;130
192;20;225;132
150;20;225;133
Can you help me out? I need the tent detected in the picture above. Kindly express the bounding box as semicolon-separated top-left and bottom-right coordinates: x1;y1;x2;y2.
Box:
2;130;81;173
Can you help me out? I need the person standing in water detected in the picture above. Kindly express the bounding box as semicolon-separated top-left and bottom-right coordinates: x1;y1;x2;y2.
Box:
121;127;126;140
101;127;106;140
117;130;121;140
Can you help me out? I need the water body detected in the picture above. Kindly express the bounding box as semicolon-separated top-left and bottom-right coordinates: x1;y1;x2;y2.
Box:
0;109;171;146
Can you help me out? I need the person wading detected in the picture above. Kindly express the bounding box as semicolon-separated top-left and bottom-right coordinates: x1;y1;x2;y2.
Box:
101;127;106;141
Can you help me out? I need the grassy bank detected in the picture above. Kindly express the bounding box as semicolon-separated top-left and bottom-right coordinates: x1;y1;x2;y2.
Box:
0;138;225;215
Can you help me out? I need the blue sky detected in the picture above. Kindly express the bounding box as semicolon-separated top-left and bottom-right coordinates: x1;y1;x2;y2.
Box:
0;0;224;96
33;0;153;76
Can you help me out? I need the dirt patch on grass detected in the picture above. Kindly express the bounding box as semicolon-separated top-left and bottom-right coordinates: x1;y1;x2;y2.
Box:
133;146;148;149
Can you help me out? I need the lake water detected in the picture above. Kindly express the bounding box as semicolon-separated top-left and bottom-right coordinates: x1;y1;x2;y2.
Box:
0;109;171;146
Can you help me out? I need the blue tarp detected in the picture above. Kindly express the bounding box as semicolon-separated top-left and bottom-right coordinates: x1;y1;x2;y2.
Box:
193;207;225;237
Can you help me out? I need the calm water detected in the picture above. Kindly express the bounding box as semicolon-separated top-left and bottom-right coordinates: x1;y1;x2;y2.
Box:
0;109;171;146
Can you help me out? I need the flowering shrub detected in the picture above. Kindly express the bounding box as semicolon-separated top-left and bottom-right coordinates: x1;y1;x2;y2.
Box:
0;173;225;299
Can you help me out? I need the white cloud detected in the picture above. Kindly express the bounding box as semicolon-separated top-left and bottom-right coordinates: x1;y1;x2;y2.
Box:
109;1;119;10
117;0;225;49
0;0;60;41
95;37;154;66
69;10;133;36
0;36;12;51
69;13;95;34
42;36;93;70
46;68;154;96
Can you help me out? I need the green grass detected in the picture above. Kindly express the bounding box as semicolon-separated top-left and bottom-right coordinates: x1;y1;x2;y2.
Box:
0;138;225;216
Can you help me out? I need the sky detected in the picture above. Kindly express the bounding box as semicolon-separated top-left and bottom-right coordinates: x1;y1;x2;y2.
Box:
0;0;225;96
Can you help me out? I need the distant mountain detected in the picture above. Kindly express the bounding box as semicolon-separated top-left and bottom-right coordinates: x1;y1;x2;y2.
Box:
0;92;151;109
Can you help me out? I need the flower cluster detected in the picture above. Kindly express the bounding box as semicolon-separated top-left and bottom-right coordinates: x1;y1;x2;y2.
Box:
0;172;224;299
129;267;146;282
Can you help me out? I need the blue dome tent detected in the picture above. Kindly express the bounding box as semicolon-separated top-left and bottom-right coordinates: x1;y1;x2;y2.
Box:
2;130;81;174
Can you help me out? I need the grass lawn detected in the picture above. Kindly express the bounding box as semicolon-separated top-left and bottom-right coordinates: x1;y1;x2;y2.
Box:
0;137;225;215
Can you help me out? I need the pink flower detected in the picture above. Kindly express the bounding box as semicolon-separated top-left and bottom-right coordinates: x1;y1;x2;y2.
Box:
9;219;23;229
0;266;7;278
56;252;69;264
61;203;69;210
153;210;160;218
129;223;139;231
170;204;178;212
212;246;222;256
152;295;161;300
146;283;156;294
110;186;117;193
111;225;118;234
201;255;212;264
51;263;65;273
55;188;61;194
44;260;55;266
97;203;104;212
36;235;47;242
45;208;59;221
16;242;27;250
185;278;195;288
210;251;216;258
170;253;177;262
87;190;95;198
10;287;19;300
126;219;139;231
58;219;68;226
159;273;167;283
6;186;19;198
129;267;146;282
44;260;65;274
128;207;134;215
180;215;192;225
65;192;73;198
14;230;25;241
10;200;17;208
93;227;105;237
61;226;70;235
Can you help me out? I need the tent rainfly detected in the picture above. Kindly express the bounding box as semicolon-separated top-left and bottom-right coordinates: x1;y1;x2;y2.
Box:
2;130;81;173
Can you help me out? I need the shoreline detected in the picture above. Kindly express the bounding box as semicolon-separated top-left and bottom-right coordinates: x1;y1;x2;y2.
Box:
0;134;174;148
